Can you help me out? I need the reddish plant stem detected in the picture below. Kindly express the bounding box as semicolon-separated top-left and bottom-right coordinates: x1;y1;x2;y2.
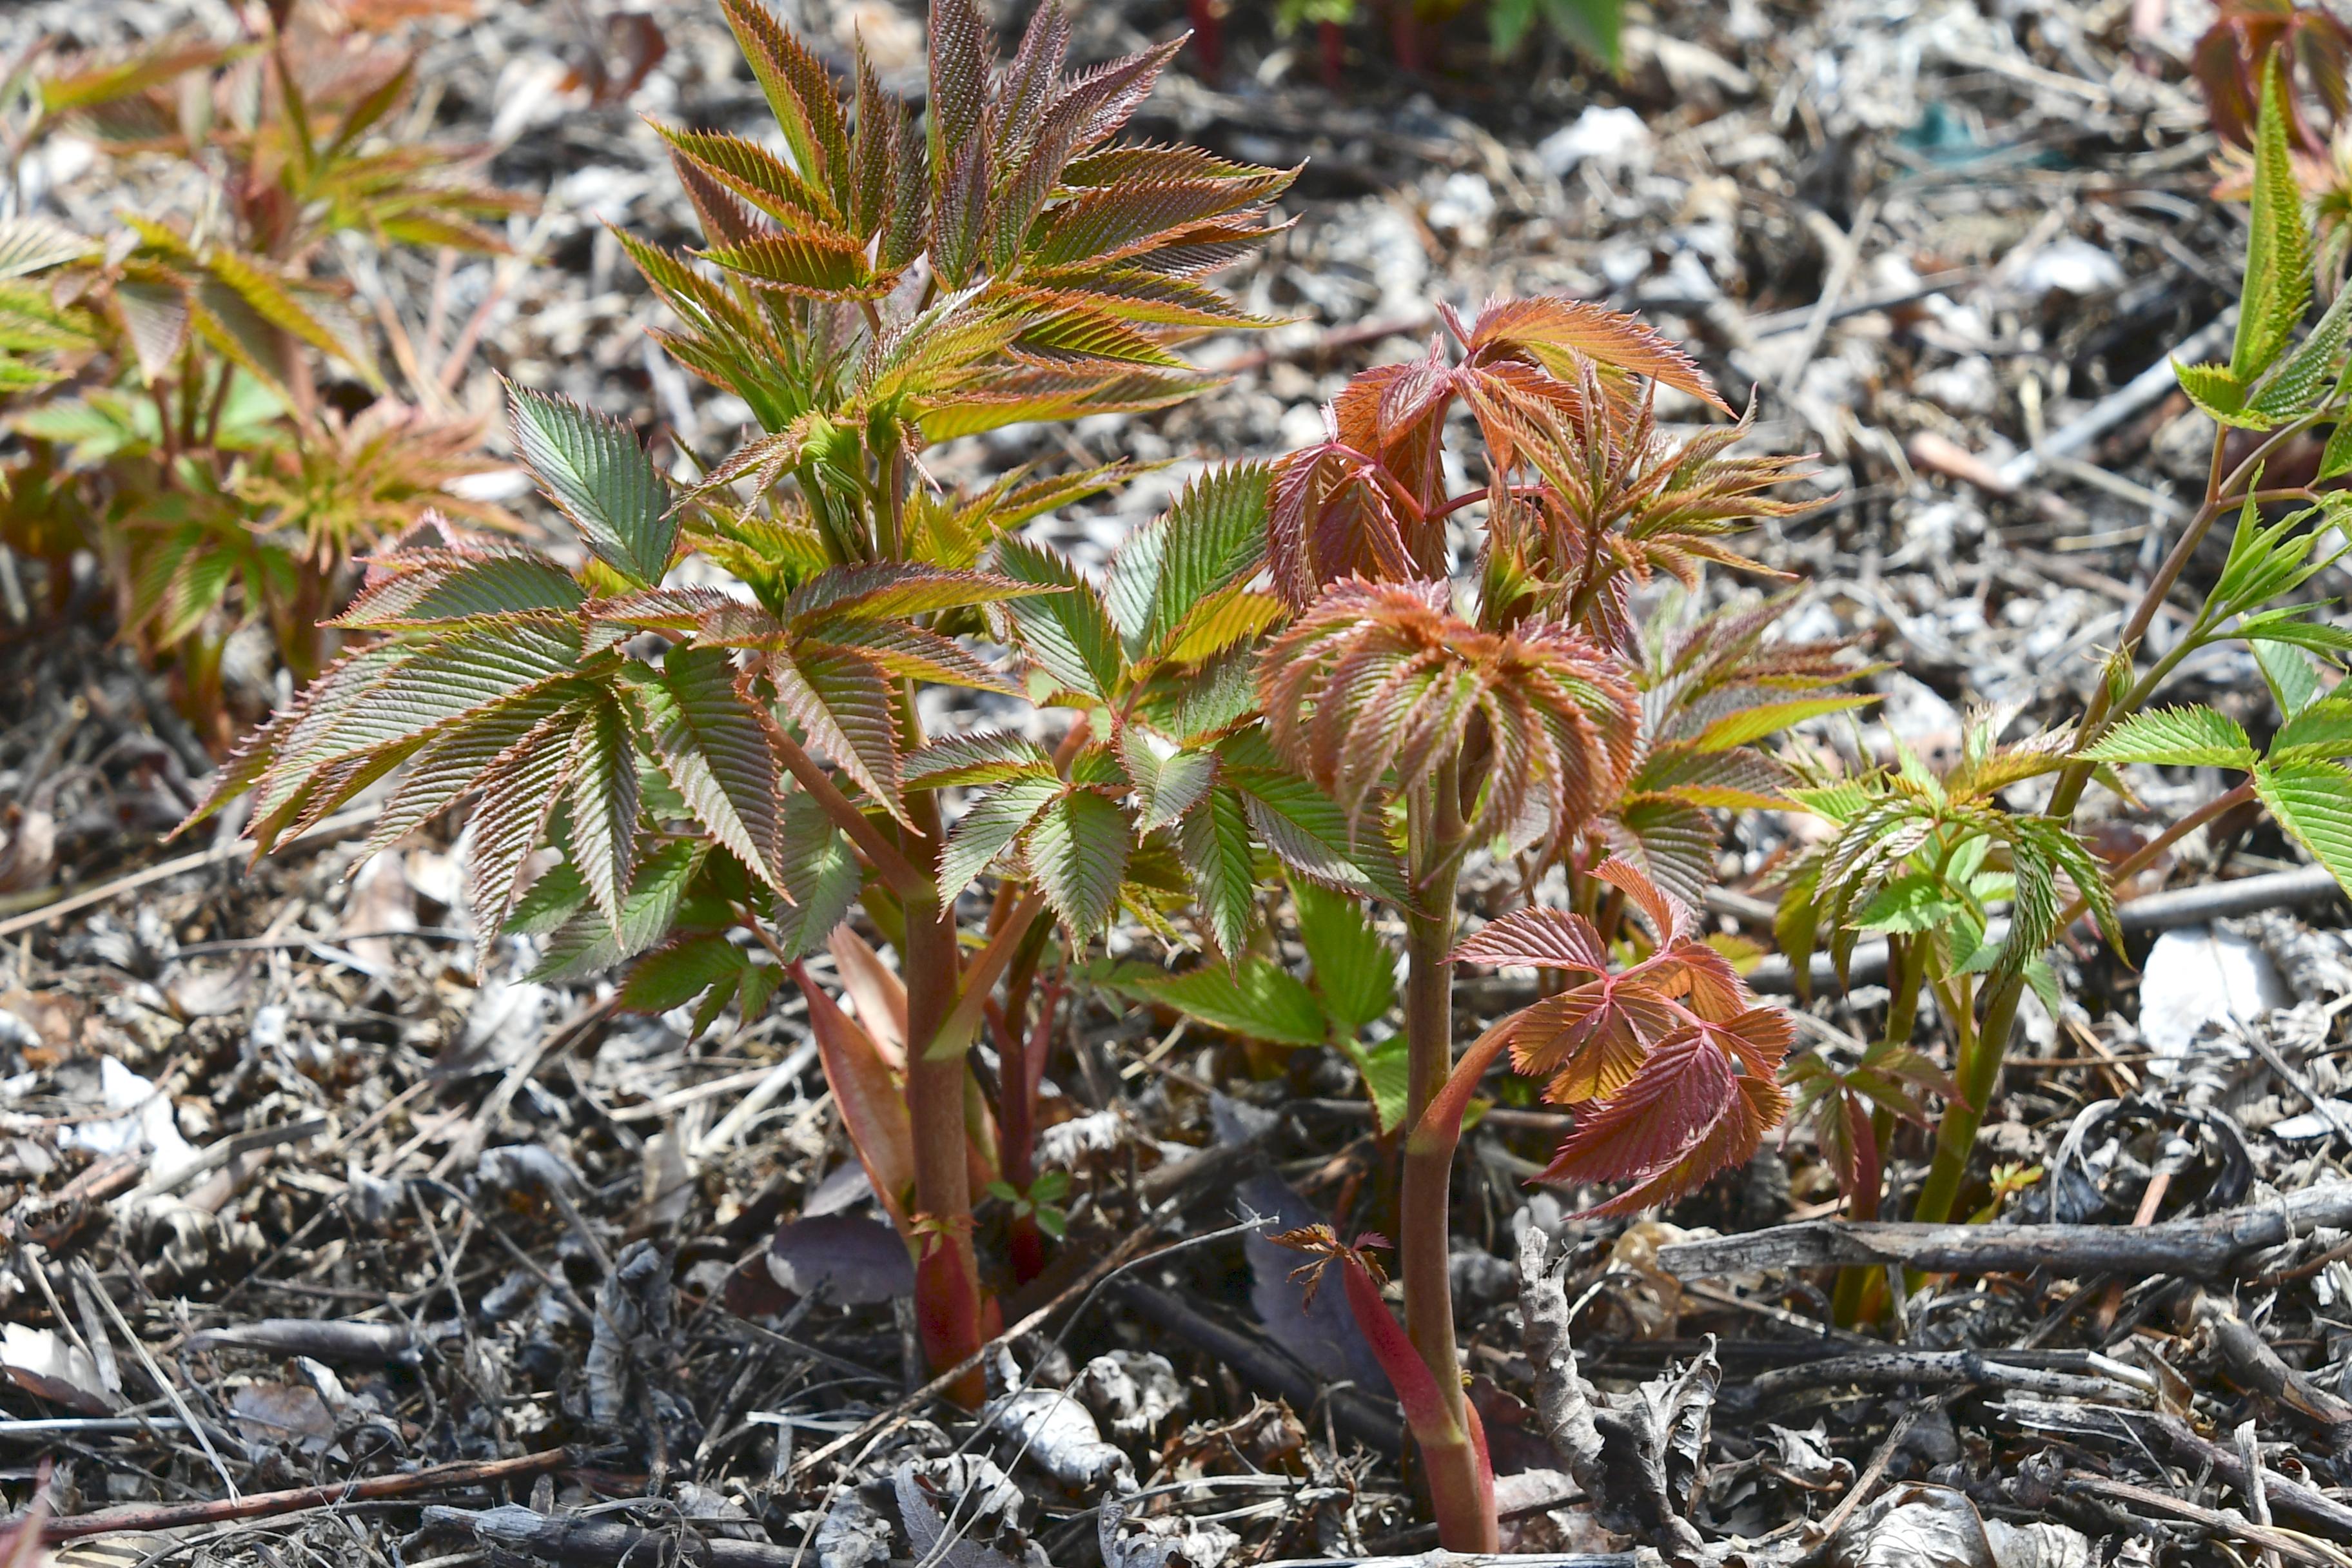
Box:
903;874;985;1401
1398;765;1462;1344
992;981;1062;1284
1317;19;1344;88
1337;1254;1495;1551
1396;754;1492;1549
2055;779;2259;933
1186;0;1224;77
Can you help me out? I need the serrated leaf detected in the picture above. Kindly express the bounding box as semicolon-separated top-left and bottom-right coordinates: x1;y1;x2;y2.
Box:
771;643;906;821
768;793;861;959
783;562;1060;625
1346;1034;1414;1135
1122;726;1217;833
0;216;97;279
1104;461;1271;662
465;712;583;937
903;730;1054;789
1293;881;1394;1035
507;383;676;585
566;696;641;934
2257;638;2325;720
1853;872;1965;934
2235;607;2352;654
338;553;585;628
1177;783;1256;957
2255;758;2352;896
2271;698;2352;761
2231;53;2313;387
1688;694;1874;753
2322;417;2352;481
1132;959;1327;1046
2175;359;2264;427
526;840;708;979
939;777;1061;894
1228;765;1411;905
993;535;1123;700
626;647;784;892
2080;705;2257;769
2253;269;2352;419
1025;788;1131;936
703;231;886;298
621;934;758;1015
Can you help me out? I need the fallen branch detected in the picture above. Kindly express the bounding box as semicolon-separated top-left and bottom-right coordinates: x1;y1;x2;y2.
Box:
10;1449;570;1540
184;1318;417;1364
1997;310;2237;489
1721;1347;2145;1415
2065;1476;2352;1568
423;1505;794;1568
1657;1182;2352;1280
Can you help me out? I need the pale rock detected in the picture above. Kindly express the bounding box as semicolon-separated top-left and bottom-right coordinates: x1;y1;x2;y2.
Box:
2138;926;2289;1061
2010;239;2125;300
1538;106;1652;179
1916;355;2001;418
1425;172;1496;249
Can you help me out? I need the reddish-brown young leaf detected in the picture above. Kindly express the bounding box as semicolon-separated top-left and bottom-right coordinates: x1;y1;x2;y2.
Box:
1506;976;1680;1104
1452;905;1609;971
1464;296;1728;413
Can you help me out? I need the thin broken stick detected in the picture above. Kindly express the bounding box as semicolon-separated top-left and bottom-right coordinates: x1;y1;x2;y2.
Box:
7;1449;571;1541
0;805;380;943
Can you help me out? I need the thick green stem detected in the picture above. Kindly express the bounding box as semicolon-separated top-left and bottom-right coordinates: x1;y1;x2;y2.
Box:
1834;937;1924;1320
1914;974;1990;1226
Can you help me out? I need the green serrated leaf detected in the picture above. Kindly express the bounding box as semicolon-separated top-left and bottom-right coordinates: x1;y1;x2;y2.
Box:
624;648;783;892
1104;462;1271;662
1133;959;1326;1046
767;792;860;959
506;382;676;585
2232;53;2313;387
1346;1033;1415;1135
1688;694;1876;754
939;777;1061;895
565;696;641;934
994;535;1124;700
2257;638;2326;720
1292;879;1395;1035
2080;705;2257;769
1026;788;1132;936
2271;698;2352;761
526;840;709;981
1176;783;1257;957
622;933;754;1014
1854;872;1965;934
2174;360;2262;427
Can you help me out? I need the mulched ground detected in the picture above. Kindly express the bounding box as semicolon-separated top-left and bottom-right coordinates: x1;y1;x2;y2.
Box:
5;1;2352;1564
